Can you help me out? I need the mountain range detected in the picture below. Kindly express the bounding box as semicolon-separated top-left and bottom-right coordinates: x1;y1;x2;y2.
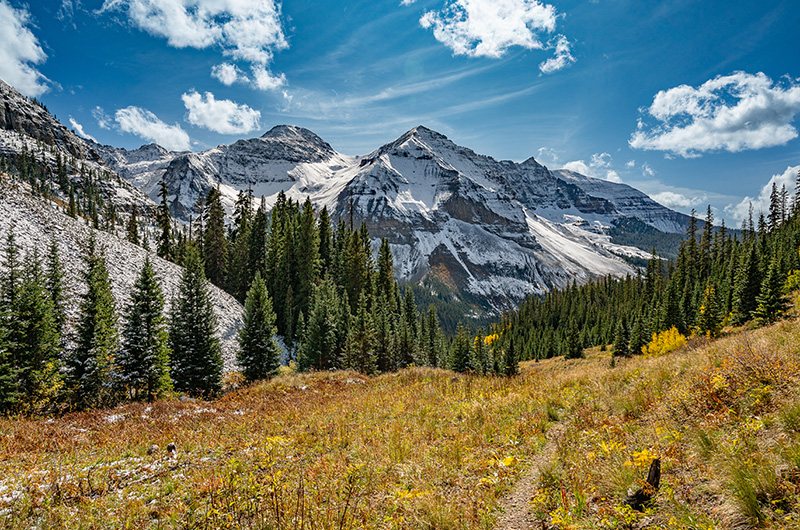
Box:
0;79;691;314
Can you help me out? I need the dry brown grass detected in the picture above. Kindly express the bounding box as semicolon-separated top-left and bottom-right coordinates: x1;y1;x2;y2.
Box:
3;320;800;529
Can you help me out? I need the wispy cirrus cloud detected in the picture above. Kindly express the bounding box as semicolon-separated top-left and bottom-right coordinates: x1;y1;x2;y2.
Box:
0;0;49;97
181;90;261;134
630;71;800;157
538;34;574;74
99;0;288;91
69;117;97;142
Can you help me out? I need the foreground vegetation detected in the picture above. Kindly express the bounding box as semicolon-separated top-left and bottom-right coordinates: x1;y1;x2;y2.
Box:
2;313;800;528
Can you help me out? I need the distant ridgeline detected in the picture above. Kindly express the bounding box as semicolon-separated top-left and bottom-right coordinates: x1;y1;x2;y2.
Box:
498;176;800;362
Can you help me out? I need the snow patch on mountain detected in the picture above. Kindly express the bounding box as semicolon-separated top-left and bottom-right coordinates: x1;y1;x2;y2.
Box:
0;176;244;372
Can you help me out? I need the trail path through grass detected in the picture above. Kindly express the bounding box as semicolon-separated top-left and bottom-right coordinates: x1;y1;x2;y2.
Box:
495;423;565;530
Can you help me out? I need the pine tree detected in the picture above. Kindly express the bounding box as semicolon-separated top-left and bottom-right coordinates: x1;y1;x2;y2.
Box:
342;293;376;374
0;319;16;414
754;258;789;324
377;238;395;308
14;251;61;414
202;187;228;288
170;247;223;397
612;319;630;358
228;189;254;302
67;186;77;218
503;336;519;376
298;278;342;371
449;323;471;373
46;239;66;335
66;236;119;410
156;178;173;261
126;204;140;245
629;316;646;355
118;258;171;401
237;271;281;382
732;243;761;325
697;284;722;338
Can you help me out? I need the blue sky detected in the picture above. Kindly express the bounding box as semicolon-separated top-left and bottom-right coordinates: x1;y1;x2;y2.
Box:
1;0;799;224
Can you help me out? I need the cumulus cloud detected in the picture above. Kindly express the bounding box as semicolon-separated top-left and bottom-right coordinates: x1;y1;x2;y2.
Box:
211;62;247;86
625;160;636;169
651;191;705;209
69;117;97;143
419;0;558;58
181;90;260;134
539;34;575;74
630;72;800;157
562;153;621;183
251;65;286;91
100;0;288;90
725;165;800;221
0;0;49;97
115;106;191;151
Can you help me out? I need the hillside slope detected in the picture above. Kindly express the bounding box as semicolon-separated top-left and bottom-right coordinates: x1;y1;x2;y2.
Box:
1;317;799;528
0;176;243;370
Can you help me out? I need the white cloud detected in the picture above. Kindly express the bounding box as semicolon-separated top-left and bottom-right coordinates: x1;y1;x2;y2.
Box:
562;156;621;183
211;62;247;86
69;118;97;143
181;90;260;134
625;160;636;169
590;152;611;168
93;106;112;129
562;152;620;182
725;165;800;221
536;146;560;165
251;65;286;91
115;106;191;151
100;0;288;89
401;0;416;5
642;162;655;177
630;71;800;157
0;0;49;97
651;191;705;209
538;34;575;74
419;0;558;58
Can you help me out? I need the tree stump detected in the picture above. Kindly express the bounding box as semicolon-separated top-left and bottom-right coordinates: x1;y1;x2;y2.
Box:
624;458;660;511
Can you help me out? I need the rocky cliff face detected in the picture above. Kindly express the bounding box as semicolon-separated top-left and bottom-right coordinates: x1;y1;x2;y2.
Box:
0;80;156;217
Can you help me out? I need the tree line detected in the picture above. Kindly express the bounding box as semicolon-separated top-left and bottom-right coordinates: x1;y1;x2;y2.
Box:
498;174;800;362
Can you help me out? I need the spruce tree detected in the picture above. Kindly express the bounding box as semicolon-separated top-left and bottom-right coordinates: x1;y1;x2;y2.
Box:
170;246;223;397
449;323;471;373
503;336;519;376
629;316;646;355
611;319;630;358
298;278;342;371
697;284;722;338
118;258;171;401
732;243;761;325
67;236;119;410
156;178;173;261
15;251;61;414
202;187;228;288
46;239;66;335
0;320;16;414
237;271;281;382
342;293;376;374
126;204;140;245
754;258;789;324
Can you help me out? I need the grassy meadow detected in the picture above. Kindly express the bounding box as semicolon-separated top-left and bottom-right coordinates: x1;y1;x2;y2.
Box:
3;318;800;528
